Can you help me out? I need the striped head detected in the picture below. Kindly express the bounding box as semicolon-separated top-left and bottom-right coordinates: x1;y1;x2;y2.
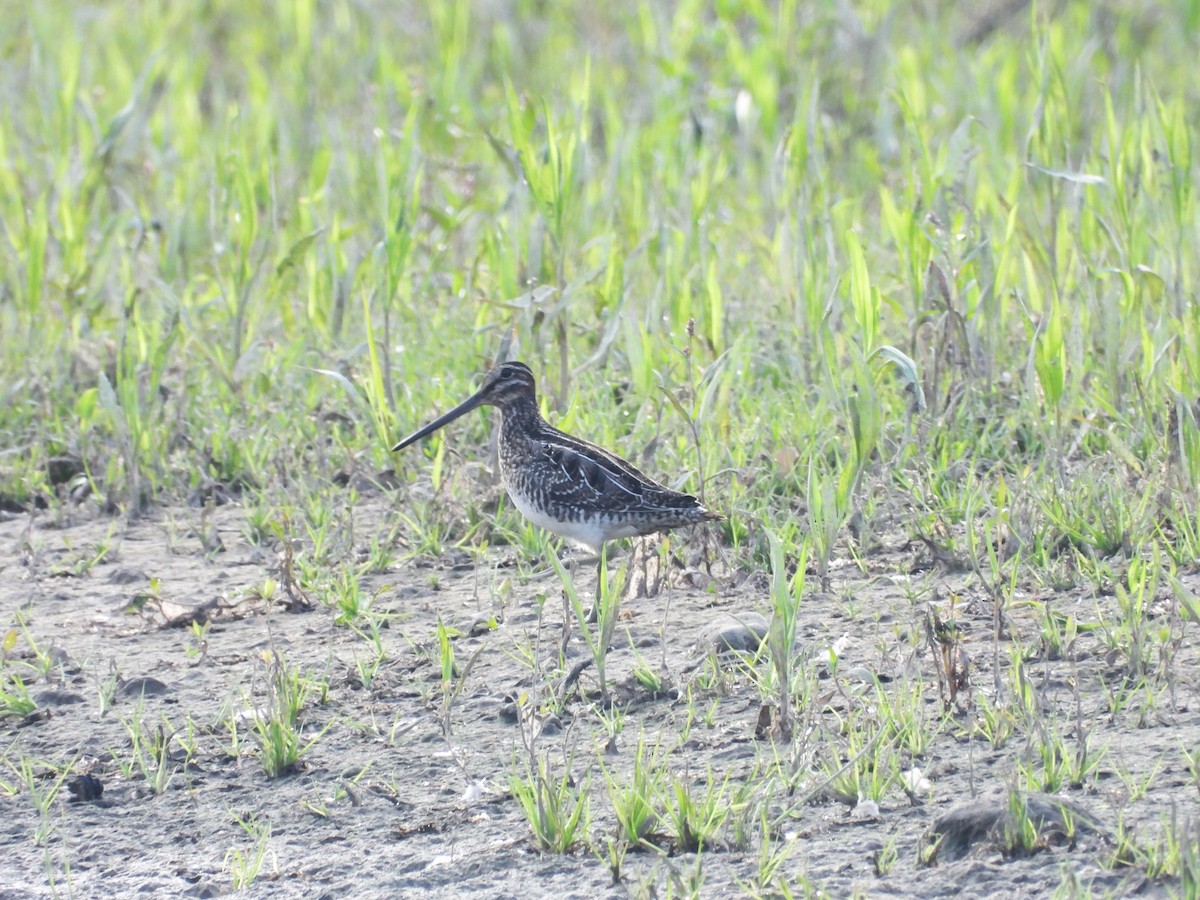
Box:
391;360;538;451
473;361;538;410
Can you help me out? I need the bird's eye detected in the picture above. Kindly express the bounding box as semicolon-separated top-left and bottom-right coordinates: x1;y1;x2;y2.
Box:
499;366;514;379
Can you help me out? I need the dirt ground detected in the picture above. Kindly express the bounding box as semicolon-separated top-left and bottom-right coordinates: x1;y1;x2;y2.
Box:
0;487;1195;898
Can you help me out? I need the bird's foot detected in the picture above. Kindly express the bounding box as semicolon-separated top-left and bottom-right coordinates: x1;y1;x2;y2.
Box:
556;656;594;703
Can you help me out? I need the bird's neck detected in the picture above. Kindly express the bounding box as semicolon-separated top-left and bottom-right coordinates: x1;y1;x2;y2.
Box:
498;396;545;445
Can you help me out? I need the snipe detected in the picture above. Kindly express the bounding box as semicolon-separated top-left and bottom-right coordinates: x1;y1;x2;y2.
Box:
392;361;720;608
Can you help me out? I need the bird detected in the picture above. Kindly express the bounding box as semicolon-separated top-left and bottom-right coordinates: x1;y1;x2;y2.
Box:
391;361;721;617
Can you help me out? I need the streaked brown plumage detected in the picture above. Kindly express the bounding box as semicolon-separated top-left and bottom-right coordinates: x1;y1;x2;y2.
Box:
391;361;720;554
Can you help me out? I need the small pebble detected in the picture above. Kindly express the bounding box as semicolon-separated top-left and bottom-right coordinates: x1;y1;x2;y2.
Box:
852;798;881;820
67;774;104;803
107;567;148;586
706;612;770;654
118;676;170;698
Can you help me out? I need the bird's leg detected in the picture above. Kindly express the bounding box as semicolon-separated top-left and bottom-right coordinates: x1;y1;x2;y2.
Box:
558;546;622;704
585;550;603;625
558;556;576;662
586;542;617;625
557;551;595;703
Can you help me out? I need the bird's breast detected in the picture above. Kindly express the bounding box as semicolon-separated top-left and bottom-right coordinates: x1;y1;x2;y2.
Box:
504;479;611;553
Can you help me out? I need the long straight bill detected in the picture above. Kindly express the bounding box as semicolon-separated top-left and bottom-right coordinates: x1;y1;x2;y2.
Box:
390;390;486;451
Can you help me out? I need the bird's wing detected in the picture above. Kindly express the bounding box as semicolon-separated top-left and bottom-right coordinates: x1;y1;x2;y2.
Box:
527;428;707;522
